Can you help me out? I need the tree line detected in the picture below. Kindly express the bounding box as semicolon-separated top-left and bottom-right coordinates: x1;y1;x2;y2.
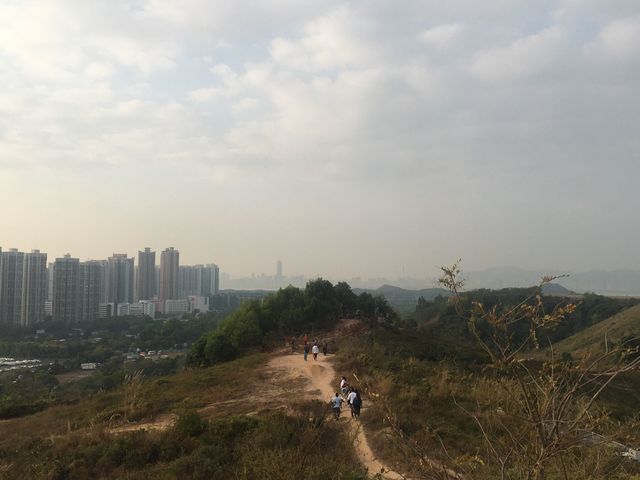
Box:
188;279;396;366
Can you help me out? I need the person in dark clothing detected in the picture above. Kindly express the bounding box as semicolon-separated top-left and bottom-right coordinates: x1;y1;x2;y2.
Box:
352;391;362;419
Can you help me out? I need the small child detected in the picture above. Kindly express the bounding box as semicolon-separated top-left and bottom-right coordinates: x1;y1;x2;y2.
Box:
331;392;343;419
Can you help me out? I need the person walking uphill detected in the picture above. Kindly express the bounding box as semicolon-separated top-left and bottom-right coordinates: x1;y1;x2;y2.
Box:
312;343;320;360
303;344;309;361
352;391;362;420
331;392;343;419
347;389;358;418
340;376;349;398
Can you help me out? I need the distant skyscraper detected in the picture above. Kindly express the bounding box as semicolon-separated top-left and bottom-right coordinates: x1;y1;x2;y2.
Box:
53;254;80;323
179;263;220;297
79;260;104;322
155;266;160;298
204;263;220;295
136;248;156;301
21;249;47;326
160;247;179;307
107;254;134;305
0;248;24;326
47;262;54;301
277;260;283;278
97;259;108;303
179;265;198;298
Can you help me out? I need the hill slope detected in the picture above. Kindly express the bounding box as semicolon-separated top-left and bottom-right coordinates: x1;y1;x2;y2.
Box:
551;303;640;356
354;285;449;313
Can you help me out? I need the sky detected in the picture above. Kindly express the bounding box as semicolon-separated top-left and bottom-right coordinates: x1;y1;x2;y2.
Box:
1;0;639;280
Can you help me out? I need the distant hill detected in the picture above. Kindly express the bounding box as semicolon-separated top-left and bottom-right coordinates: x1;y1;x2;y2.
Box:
465;266;640;296
541;283;574;296
357;283;574;314
354;284;450;313
550;304;640;357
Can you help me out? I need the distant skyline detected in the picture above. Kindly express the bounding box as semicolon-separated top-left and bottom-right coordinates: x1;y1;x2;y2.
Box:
1;1;639;279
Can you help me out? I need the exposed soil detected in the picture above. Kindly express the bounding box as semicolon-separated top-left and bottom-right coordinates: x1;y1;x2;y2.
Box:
267;352;408;479
55;370;95;385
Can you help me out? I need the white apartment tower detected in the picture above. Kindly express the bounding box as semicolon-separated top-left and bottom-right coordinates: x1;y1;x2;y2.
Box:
79;260;105;322
53;254;80;323
160;247;179;310
136;248;156;301
21;249;48;326
107;254;134;305
0;248;24;326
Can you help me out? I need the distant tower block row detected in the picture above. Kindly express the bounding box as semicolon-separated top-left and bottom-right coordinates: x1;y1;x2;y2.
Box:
0;246;220;324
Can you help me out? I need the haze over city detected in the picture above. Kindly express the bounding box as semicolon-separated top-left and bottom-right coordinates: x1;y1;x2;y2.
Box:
1;1;639;280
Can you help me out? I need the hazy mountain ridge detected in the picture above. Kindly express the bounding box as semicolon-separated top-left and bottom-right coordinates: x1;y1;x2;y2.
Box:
465;267;640;296
354;284;450;313
355;282;571;313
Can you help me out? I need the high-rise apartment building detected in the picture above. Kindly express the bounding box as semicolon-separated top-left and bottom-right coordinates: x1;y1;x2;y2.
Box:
136;248;156;301
179;265;199;298
179;263;220;297
21;249;48;326
53;254;80;323
79;260;105;322
106;254;134;305
47;262;54;301
159;247;179;309
0;248;24;326
207;263;220;295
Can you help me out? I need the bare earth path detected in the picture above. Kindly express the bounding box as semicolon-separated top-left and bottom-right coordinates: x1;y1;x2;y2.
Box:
267;352;408;479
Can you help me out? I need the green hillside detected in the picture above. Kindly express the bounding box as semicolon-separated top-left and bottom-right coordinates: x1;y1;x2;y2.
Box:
550;303;640;357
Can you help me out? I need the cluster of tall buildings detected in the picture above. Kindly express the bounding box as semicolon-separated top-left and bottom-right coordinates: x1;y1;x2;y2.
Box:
0;246;219;326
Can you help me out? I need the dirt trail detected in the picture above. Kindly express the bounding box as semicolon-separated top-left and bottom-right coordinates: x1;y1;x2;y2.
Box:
267;353;408;479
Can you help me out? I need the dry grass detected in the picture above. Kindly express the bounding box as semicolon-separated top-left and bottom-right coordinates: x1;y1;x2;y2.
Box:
550;303;640;357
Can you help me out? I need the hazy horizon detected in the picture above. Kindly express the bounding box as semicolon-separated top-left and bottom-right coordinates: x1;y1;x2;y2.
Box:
2;1;639;280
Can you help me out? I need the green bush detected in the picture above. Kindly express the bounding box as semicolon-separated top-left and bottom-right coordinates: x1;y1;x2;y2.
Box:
175;410;205;437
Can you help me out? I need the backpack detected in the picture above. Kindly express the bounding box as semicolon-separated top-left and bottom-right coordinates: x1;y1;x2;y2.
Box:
352;396;362;409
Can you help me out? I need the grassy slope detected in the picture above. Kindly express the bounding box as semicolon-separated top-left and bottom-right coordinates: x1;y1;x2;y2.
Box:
550;303;640;356
0;353;368;479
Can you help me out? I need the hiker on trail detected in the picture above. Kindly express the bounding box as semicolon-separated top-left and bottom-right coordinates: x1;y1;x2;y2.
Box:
303;344;309;361
347;389;358;418
340;376;349;398
331;392;343;419
303;334;308;346
312;343;320;360
290;337;295;352
352;391;362;420
322;343;327;356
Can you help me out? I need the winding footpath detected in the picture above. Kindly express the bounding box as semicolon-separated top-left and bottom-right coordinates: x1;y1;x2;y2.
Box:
267;353;408;479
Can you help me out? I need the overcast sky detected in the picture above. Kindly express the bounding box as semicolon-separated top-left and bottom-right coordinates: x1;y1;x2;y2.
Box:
1;0;639;279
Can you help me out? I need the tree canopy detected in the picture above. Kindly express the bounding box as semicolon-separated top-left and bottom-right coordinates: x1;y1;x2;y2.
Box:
188;279;395;366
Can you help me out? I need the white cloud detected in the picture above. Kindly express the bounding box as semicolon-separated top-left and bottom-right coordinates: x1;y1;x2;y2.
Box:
588;16;640;60
188;88;222;102
467;26;566;82
1;0;640;276
270;6;375;72
419;23;465;49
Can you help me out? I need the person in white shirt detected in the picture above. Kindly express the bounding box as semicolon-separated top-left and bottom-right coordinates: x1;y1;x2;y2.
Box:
346;389;358;417
340;376;349;398
312;344;320;360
